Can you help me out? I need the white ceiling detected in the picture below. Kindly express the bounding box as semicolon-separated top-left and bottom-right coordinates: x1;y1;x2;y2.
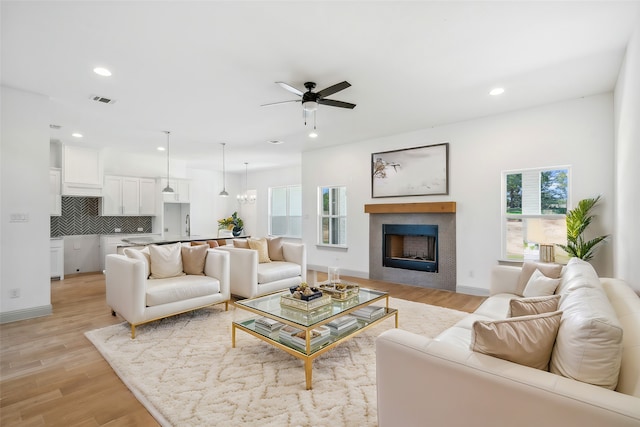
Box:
2;1;639;172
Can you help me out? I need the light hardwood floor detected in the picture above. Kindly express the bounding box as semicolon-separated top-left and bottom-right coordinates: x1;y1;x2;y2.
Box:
1;272;485;426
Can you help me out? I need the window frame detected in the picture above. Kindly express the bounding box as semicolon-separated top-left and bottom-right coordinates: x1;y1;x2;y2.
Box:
501;166;571;261
268;185;302;238
317;185;347;248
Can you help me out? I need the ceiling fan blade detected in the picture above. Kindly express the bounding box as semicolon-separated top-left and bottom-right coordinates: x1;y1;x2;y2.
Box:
316;81;351;98
318;99;356;109
276;82;303;96
260;99;301;107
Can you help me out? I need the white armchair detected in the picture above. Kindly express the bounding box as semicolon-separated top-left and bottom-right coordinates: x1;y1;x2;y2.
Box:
217;241;306;299
105;248;230;338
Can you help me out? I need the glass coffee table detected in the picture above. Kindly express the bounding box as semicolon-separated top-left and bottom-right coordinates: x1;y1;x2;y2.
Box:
232;287;398;390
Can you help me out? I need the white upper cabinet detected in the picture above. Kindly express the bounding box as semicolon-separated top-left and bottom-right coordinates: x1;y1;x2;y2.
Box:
102;176;156;216
62;145;103;196
162;178;190;203
49;168;62;216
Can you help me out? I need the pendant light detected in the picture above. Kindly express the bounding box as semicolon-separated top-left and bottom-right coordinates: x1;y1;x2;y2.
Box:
161;131;174;193
237;162;256;204
219;142;229;197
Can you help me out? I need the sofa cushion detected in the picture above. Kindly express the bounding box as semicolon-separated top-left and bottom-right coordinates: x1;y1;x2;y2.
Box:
181;244;208;275
233;239;250;249
522;269;561;297
145;275;220;306
123;247;151;279
473;293;514;319
516;262;562;296
471;310;562;371
257;261;301;284
267;236;285;261
509;295;561;317
556;257;601;296
148;243;185;279
248;238;271;263
550;286;623;390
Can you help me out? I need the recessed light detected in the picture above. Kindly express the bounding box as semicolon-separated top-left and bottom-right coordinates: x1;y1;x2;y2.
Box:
72;133;83;138
93;67;112;77
309;132;318;138
489;87;505;96
268;140;284;145
157;146;165;151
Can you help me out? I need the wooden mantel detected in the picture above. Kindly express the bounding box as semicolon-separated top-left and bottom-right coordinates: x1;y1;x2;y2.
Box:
364;201;456;214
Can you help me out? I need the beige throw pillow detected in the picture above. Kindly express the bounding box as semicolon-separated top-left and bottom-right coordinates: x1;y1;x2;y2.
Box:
522;269;561;297
148;243;185;279
509;295;561;317
470;310;562;371
123;247;151;279
267;236;285;261
516;262;562;296
248;238;271;263
181;244;208;275
233;239;250;249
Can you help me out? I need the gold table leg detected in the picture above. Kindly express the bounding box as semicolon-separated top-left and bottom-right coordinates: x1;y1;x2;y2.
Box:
305;358;313;390
232;324;236;348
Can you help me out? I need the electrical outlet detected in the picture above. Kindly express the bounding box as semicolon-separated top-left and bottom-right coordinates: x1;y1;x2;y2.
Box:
9;288;20;298
137;227;143;232
114;228;121;233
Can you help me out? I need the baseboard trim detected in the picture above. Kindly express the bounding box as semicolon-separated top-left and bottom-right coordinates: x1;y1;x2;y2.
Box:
0;305;52;324
455;285;490;296
307;264;369;281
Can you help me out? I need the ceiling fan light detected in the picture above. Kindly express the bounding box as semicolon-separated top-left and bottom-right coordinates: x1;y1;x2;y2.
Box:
303;101;318;112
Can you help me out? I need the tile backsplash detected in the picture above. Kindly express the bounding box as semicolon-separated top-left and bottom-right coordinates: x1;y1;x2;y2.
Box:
50;197;152;237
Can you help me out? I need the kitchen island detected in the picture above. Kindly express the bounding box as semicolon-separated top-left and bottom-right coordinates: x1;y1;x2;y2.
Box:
121;235;249;246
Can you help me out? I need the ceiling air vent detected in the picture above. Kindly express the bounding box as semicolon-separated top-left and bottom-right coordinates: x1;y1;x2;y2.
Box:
89;94;116;104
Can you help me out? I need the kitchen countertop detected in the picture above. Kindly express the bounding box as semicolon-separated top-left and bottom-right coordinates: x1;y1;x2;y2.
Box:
121;235;232;245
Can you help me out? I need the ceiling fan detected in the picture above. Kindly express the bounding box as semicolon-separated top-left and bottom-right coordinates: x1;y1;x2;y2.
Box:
262;81;356;112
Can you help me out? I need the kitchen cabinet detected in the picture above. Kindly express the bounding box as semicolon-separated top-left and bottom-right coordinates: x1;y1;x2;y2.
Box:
49;168;62;216
162;178;190;203
62;145;103;196
102;176;156;216
50;238;64;279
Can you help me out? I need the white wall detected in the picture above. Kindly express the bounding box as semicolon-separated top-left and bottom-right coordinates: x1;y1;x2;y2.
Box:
614;13;640;293
1;86;52;321
302;93;615;293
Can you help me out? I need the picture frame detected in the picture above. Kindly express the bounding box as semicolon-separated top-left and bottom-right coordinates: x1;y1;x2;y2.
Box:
371;142;449;198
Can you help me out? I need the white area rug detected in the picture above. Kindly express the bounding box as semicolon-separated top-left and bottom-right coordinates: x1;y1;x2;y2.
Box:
85;297;466;427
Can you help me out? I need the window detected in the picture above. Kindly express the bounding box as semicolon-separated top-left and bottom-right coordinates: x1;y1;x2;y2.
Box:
268;185;301;237
502;167;570;260
318;186;347;246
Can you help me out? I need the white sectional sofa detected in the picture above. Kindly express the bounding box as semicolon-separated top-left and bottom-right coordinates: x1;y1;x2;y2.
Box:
217;238;306;299
105;243;230;338
376;258;640;427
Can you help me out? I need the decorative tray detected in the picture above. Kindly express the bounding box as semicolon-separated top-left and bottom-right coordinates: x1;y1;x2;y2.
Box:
317;281;360;301
280;293;332;311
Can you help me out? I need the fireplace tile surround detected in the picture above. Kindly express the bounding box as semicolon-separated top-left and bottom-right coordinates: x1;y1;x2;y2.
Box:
366;202;456;291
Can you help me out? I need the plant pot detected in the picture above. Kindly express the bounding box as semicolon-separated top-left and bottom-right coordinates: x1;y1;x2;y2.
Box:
232;227;243;237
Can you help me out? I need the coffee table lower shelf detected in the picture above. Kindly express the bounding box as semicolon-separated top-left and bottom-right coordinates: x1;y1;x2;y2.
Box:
232;308;398;390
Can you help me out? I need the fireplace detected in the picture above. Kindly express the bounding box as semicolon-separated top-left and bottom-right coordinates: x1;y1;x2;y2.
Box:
366;202;456;291
383;224;438;272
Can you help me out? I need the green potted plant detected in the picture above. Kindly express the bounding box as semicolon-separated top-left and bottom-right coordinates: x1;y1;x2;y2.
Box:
218;211;244;236
556;196;608;261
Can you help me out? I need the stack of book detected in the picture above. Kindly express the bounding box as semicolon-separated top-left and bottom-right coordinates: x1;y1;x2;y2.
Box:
289;325;331;352
279;325;304;346
326;315;358;336
351;305;386;321
254;317;284;336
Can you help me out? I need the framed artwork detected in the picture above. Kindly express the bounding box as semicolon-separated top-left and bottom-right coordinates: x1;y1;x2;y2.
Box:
371;142;449;198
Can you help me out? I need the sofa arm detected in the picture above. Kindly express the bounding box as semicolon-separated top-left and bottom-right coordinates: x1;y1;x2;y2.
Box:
105;254;147;323
206;249;230;300
489;265;522;296
376;329;640;427
216;246;259;298
282;242;307;282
